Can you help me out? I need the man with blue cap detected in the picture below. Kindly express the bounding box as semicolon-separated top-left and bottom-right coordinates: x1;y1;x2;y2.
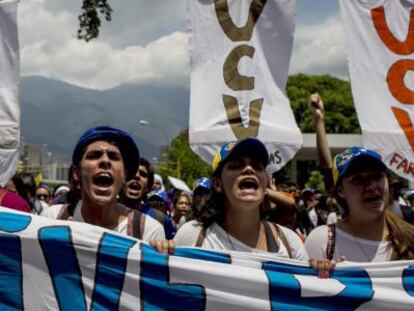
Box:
42;126;165;241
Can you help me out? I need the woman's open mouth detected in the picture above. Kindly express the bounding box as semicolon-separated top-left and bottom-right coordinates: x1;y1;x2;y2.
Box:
239;178;259;191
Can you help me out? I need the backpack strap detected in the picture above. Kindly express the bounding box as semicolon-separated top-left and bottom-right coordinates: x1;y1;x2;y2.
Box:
263;221;280;253
127;210;145;240
195;227;206;247
266;222;292;258
57;201;78;220
151;208;166;225
57;204;71;220
326;224;336;260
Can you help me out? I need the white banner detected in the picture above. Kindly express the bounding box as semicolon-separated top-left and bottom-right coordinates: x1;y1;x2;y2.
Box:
0;0;20;186
188;0;302;173
1;207;414;310
340;0;414;180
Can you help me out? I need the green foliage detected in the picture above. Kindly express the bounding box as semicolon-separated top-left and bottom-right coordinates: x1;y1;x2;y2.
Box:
305;170;326;192
287;74;360;134
156;130;212;187
78;0;112;41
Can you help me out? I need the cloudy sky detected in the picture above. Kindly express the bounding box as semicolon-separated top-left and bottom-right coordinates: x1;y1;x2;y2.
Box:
18;0;346;90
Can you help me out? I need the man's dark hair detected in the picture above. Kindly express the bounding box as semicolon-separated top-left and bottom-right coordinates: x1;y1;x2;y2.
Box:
140;157;154;193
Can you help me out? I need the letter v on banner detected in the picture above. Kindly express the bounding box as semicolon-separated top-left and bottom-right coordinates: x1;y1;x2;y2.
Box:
188;0;302;173
340;0;414;181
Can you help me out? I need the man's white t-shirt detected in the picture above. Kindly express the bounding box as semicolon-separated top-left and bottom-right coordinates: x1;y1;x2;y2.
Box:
305;225;392;262
174;220;309;261
41;202;165;242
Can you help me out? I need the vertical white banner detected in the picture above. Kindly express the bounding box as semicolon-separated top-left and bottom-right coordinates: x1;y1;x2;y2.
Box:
340;0;414;180
188;0;302;173
0;0;20;185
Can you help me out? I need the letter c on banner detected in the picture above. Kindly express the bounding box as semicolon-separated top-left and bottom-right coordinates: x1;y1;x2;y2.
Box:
215;0;268;42
223;45;255;91
387;60;414;104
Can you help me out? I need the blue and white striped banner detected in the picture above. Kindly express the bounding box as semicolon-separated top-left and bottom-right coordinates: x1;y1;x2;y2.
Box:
1;207;414;310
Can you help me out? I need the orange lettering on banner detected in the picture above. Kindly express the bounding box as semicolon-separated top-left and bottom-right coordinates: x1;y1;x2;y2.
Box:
387;60;414;104
392;107;414;151
372;5;414;153
371;6;414;55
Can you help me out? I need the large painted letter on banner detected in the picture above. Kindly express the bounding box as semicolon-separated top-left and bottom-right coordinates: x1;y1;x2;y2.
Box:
340;0;414;180
188;0;302;173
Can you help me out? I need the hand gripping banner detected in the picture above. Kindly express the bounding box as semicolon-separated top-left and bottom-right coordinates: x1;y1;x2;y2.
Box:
1;207;414;310
340;0;414;180
0;0;20;186
188;0;302;173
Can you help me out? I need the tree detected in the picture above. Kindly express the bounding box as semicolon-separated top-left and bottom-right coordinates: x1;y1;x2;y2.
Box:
156;130;212;187
287;74;359;134
78;0;112;42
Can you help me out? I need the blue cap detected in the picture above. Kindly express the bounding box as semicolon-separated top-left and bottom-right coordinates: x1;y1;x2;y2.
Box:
72;126;140;181
148;189;169;203
193;177;211;191
333;147;386;185
212;138;269;173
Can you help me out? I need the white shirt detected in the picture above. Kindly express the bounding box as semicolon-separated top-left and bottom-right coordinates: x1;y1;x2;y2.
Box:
305;225;392;262
174;220;309;261
41;202;165;242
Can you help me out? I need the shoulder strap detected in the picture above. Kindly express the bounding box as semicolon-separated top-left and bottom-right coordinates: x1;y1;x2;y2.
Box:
268;222;292;258
128;210;145;240
57;204;71;220
0;189;7;206
326;224;336;260
195;227;206;247
151;208;166;224
263;221;280;253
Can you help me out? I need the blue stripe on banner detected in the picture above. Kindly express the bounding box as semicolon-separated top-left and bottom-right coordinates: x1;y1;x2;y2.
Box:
39;226;87;311
91;233;136;311
262;262;373;310
403;264;414;297
0;211;31;232
0;212;31;310
174;247;231;264
140;243;205;310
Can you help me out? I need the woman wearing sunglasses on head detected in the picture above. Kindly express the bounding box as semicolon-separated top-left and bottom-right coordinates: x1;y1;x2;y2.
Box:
174;138;308;260
305;147;414;262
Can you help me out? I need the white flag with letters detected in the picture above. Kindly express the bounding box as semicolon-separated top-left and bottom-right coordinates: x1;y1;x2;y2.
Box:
340;0;414;180
0;0;20;186
188;0;302;172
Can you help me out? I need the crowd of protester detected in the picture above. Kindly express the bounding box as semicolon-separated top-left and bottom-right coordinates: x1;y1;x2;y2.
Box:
2;93;414;278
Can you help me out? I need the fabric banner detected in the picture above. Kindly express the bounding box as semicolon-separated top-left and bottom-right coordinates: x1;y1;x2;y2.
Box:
1;207;414;310
188;0;302;173
340;0;414;180
0;0;20;186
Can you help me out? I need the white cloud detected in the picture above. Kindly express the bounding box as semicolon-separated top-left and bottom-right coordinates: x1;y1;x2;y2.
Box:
18;0;189;90
290;15;349;78
18;0;346;90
